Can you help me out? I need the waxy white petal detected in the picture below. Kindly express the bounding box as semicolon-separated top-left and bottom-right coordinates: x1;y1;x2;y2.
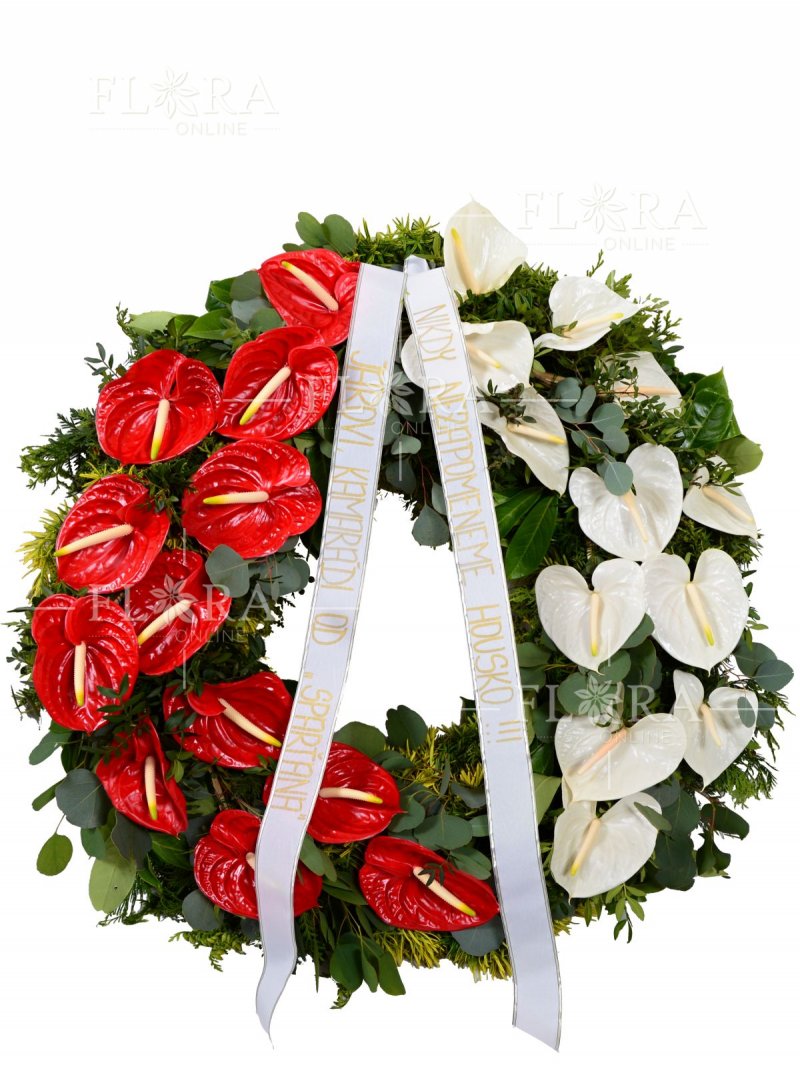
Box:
443;201;527;296
400;320;534;394
683;466;757;538
672;669;757;786
551;793;661;898
569;444;683;561
478;387;569;493
613;352;682;410
535;276;640;352
555;713;686;801
535;559;646;671
642;549;749;670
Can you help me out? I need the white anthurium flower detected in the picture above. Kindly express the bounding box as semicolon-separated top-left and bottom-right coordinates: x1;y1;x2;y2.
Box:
642;548;749;671
672;669;757;787
612;352;682;410
478;387;569;494
555;712;686;802
682;466;757;539
401;320;533;394
551;793;661;899
535;276;640;352
443;200;527;296
569;443;683;562
535;558;646;672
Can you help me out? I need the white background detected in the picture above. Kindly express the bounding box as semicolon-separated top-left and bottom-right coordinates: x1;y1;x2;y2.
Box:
2;1;798;1063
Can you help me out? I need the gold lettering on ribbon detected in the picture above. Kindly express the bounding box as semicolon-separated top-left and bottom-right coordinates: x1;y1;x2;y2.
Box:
466;605;515;705
271;684;333;818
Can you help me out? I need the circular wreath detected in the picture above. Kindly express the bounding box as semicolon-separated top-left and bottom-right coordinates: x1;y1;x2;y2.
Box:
14;203;793;1006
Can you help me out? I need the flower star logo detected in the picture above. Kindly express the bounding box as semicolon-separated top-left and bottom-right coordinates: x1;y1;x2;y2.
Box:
579;185;626;233
152;69;199;119
149;575;197;622
575;675;622;724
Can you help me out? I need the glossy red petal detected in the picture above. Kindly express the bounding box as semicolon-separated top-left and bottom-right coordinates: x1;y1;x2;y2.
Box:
55;474;169;593
181;440;322;559
126;550;231;675
192;810;321;919
96;718;188;835
32;594;139;732
167;671;292;768
263;742;401;844
219;326;339;441
258;250;360;345
358;837;500;932
96;349;221;465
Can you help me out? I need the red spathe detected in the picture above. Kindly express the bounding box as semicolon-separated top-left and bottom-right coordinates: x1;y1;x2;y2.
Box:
258;250;359;345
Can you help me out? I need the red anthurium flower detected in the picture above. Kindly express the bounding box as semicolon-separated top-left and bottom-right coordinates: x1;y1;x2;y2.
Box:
55;474;169;593
263;743;401;844
32;594;138;732
166;671;292;769
181;440;322;559
359;837;500;932
96;718;188;835
218;326;339;441
127;550;231;675
193;810;322;919
96;348;221;465
258;249;360;345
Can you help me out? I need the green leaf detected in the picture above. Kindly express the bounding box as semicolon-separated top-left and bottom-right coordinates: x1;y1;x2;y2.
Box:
391;434;422;456
295;211;328;246
733;639;775;677
322;880;367;906
716;434;763;474
386;705;428;749
449;781;486;809
415;812;473;850
32;782;59;811
553;378;581;407
250;307;284;334
557;672;588;714
28;730;63;766
300;835;337;881
516;641;550;668
361;948;379;992
111;813;152;865
602;427;630;454
184;309;231;340
430;483;447;514
737;696;757;728
683;388;733;449
323;214;356;254
469;813;490;837
412;504;450;547
89;842;137;913
621;615;654;648
333;721;386;758
598;649;631;681
533;774;562;822
204;544;251;597
229;270;263;301
653;834;696;890
661;790;701;837
754;658;794;693
183;890;221;931
80;827;107;859
495;488;541;536
702;803;749;839
330;935;363;991
504;496;557;579
128;310;175;334
37;833;73;876
56;769;109;829
592;403;625;432
377;951;405;995
449;846;493;879
635;802;672;832
150;832;192;869
452;916;506;956
602;460;634;496
389;797;426;832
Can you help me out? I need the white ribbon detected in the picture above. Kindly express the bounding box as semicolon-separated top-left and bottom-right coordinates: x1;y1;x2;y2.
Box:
254;263;405;1035
404;260;561;1048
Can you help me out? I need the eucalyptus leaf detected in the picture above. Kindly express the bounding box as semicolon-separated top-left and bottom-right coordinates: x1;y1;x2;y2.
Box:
183;890;221;931
111;813;152;865
89;842;137;913
229;270;263;301
452;916;506;956
37;833;73;876
602;460;634;496
592;403;625;432
412;505;450;547
205;545;251;597
56;769;109;829
754;658;794;693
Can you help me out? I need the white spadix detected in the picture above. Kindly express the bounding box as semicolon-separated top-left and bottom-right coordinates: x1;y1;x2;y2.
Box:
535;558;646;672
682;466;757;539
137;599;195;645
218;698;281;747
478;386;569;493
150;398;171;461
535;275;640;353
55;523;134;557
401;319;534;395
412;866;476;917
281;260;338;310
642;549;749;670
551;793;662;898
143;755;158;820
555;712;686;802
442;201;527;297
318;787;383;804
672;669;757;787
202;491;271;506
569;443;683;561
73;641;87;707
239;365;292;425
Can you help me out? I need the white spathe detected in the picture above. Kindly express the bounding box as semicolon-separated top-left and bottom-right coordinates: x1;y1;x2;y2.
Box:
672;669;758;787
535;275;640;352
569;443;683;561
555;712;687;801
534;558;646;672
642;548;749;671
443;200;527;296
551;793;661;899
478;387;569;494
682;466;757;539
613;352;682;410
401;320;533;395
